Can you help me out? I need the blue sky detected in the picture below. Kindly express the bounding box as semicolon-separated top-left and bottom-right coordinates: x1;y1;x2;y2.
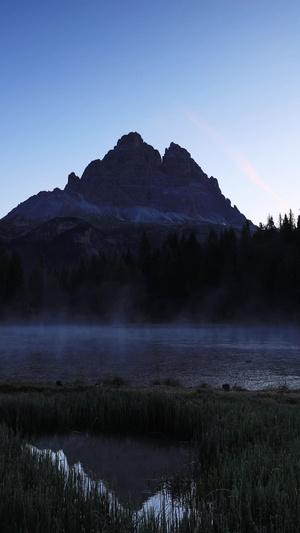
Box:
1;0;299;225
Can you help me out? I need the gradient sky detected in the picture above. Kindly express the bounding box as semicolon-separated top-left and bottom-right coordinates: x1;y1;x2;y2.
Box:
1;0;299;226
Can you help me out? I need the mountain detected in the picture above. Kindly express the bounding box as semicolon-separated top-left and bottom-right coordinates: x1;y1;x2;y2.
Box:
0;132;254;268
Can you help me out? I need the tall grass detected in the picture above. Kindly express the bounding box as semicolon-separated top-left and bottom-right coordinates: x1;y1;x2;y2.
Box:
0;424;135;532
0;386;203;437
2;385;300;530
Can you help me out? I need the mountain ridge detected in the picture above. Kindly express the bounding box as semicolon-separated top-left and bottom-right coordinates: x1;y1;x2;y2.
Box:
0;132;255;267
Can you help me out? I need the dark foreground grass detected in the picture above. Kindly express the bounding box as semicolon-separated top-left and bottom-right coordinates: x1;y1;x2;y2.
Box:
0;424;135;533
2;383;300;531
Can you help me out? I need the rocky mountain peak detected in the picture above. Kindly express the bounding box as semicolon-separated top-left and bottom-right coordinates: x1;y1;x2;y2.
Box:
80;132;162;183
66;172;80;190
0;132;255;255
161;141;204;180
95;132;162;178
115;132;144;149
164;142;192;160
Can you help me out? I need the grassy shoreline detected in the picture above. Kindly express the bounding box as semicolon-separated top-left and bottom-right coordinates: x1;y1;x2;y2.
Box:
1;379;300;404
2;382;300;531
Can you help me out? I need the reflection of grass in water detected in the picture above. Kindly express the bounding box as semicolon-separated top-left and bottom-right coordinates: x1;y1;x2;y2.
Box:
2;383;300;530
34;428;192;509
0;425;134;533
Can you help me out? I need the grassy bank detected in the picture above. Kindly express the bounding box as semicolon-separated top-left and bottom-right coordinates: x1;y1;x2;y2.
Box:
1;383;300;531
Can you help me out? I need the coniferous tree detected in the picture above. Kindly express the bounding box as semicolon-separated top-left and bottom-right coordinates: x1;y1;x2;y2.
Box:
28;255;46;309
5;251;24;304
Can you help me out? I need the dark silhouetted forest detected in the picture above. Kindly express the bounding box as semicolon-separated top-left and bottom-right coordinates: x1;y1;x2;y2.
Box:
1;212;300;323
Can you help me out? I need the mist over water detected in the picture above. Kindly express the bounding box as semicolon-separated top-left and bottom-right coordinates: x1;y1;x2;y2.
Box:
0;324;300;389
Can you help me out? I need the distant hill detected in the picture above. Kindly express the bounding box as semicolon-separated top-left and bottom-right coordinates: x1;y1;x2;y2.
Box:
0;132;255;268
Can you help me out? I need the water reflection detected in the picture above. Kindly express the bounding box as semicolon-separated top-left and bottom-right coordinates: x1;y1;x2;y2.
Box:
33;431;194;507
0;324;300;389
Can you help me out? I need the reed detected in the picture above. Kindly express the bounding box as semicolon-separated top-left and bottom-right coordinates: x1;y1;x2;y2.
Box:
0;424;135;532
0;386;204;437
2;384;300;530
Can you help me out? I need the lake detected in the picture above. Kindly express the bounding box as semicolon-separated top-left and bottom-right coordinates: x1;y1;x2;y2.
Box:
0;324;300;389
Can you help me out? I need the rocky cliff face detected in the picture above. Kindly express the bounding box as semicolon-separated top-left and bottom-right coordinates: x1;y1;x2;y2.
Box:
0;132;254;267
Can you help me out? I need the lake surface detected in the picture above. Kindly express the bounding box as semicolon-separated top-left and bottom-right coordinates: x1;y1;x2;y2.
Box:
0;324;300;389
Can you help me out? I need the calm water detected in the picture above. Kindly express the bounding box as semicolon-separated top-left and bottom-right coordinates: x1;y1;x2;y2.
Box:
0;324;300;390
32;431;194;507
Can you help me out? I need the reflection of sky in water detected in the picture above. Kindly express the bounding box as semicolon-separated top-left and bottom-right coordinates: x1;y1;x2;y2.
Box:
0;325;300;389
32;431;193;508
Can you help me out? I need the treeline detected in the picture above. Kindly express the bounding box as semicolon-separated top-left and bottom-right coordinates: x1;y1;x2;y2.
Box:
1;211;300;323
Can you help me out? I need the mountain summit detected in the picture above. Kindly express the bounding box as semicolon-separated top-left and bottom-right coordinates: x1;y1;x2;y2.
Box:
0;133;254;266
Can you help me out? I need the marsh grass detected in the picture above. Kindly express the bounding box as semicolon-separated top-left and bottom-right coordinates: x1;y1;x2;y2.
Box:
0;385;203;437
2;384;300;530
0;424;134;533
